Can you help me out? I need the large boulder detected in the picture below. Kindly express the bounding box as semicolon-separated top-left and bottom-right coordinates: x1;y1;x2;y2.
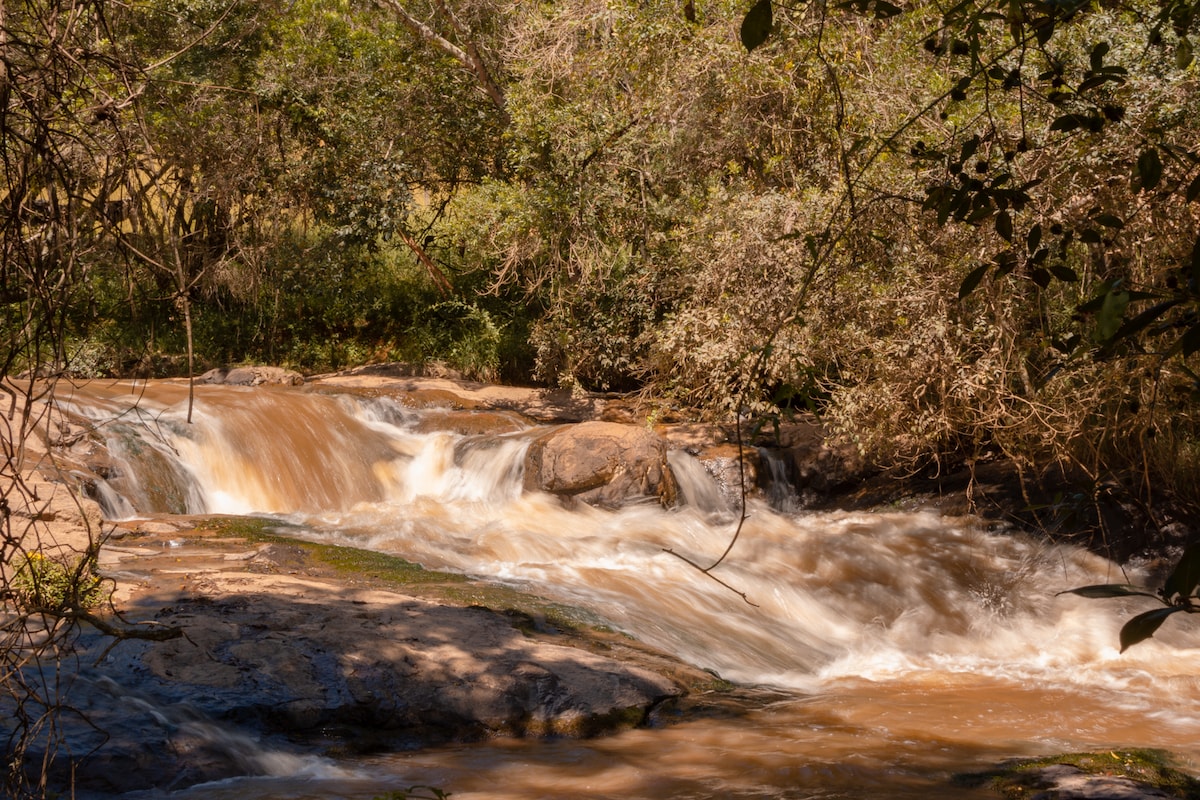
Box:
197;366;303;386
523;421;678;507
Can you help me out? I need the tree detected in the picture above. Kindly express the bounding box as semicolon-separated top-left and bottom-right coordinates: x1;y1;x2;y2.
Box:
712;0;1200;541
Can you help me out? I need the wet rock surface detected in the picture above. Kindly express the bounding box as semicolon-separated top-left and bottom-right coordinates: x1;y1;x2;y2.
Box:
49;523;700;794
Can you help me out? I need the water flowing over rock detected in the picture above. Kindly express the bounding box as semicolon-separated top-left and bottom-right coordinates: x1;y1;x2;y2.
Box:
13;374;1200;799
523;421;678;507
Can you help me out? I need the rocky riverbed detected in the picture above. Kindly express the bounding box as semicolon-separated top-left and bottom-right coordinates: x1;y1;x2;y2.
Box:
5;366;1197;798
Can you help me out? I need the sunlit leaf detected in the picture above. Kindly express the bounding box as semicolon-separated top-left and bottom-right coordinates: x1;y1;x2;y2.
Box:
1102;299;1183;352
1120;607;1183;652
741;0;773;51
1096;289;1130;341
1178;37;1194;69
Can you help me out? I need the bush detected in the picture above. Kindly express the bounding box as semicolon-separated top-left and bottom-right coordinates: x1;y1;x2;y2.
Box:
11;552;105;615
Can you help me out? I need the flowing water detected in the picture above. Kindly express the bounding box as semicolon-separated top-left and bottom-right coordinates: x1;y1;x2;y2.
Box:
57;380;1200;799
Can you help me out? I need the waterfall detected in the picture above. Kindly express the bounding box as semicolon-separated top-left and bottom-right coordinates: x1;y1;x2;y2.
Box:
63;381;1200;702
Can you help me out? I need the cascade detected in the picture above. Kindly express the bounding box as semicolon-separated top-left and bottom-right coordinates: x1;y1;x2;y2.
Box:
48;380;1200;799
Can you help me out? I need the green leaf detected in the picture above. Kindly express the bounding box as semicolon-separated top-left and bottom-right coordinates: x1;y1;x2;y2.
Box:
1058;584;1159;599
1181;323;1200;357
1026;222;1042;252
1030;267;1052;287
995;210;1013;242
741;0;773;51
1134;148;1163;192
1096;289;1130;341
1050;113;1084;132
1120;607;1183;652
1101;299;1183;354
1186;173;1200;203
1178;36;1194;69
959;263;990;298
1162;542;1200;602
872;0;903;18
1049;264;1078;281
1095;213;1125;229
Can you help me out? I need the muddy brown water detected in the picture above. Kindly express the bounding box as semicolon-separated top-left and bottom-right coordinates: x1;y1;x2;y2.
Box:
58;380;1200;799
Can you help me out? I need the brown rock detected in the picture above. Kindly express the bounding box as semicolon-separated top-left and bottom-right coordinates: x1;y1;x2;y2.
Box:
523;421;678;507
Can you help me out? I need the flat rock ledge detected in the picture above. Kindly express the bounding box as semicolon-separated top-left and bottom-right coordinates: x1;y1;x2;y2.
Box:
49;523;691;795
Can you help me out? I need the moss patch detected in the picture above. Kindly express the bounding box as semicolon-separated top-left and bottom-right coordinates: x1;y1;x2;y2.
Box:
956;749;1200;799
189;516;603;635
197;516;466;586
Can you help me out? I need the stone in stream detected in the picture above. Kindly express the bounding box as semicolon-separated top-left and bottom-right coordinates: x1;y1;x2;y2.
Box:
523;421;678;507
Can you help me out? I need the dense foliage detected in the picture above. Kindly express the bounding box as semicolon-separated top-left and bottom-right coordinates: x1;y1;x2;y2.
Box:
1;0;1198;789
2;0;1198;528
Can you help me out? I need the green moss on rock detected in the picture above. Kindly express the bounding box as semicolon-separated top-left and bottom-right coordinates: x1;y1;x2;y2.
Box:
957;749;1200;799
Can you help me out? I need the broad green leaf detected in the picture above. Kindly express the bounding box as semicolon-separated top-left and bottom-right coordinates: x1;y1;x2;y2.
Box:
1059;584;1159;599
1027;222;1042;252
1134;148;1163;192
1181;324;1200;357
1102;299;1183;351
1162;542;1200;602
1050;114;1084;132
1120;607;1183;652
1186;173;1200;203
1049;264;1078;281
959;263;990;298
741;0;773;51
1030;267;1052;288
995;210;1013;242
1095;213;1125;229
872;0;903;18
1096;289;1130;341
1178;37;1194;69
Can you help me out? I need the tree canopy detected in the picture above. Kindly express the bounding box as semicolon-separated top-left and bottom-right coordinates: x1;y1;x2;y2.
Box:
2;0;1198;530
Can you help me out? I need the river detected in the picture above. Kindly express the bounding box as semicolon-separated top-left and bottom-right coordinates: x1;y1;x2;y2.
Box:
57;379;1200;799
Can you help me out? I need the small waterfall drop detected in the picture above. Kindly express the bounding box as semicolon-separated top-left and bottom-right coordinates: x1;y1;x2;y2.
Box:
666;450;731;515
61;381;1200;720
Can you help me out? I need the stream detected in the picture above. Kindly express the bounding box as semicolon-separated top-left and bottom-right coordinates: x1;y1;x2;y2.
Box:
58;379;1200;799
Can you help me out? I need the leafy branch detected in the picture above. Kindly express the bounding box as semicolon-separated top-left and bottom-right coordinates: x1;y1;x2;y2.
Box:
1061;542;1200;651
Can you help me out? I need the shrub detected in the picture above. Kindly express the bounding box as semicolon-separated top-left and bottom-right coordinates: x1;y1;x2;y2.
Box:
11;552;106;615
